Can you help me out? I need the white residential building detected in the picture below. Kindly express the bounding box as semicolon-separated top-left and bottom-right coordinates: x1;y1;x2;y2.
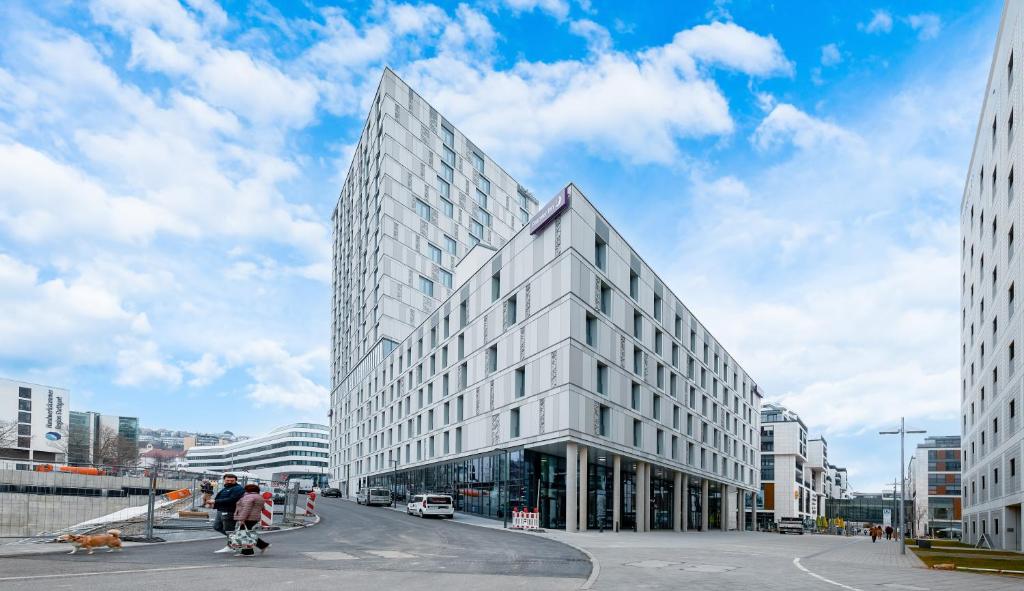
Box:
184;423;328;484
960;0;1024;551
757;402;812;529
329;70;764;532
0;377;69;466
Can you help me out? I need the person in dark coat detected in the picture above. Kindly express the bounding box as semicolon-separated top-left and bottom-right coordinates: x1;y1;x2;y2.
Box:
207;473;244;553
884;525;894;541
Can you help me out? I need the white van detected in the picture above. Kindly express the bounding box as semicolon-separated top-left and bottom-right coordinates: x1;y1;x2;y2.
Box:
356;487;392;506
406;494;455;518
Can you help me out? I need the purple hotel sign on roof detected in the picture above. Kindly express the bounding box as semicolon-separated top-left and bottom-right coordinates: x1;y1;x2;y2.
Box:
530;186;571;235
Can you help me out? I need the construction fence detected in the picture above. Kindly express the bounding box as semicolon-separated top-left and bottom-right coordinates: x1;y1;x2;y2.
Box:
0;461;312;541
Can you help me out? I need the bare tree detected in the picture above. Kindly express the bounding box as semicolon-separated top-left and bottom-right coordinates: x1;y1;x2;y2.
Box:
96;426;140;469
0;419;17;450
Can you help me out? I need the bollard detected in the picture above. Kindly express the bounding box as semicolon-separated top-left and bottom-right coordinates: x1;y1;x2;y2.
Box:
260;492;274;529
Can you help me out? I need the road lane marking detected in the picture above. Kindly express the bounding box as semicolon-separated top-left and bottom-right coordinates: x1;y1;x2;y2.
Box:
366;550;415;559
0;565;221;582
793;557;864;591
303;551;358;560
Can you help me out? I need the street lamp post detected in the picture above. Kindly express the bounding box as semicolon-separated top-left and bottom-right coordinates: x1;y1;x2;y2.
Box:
389;459;399;508
880;417;925;554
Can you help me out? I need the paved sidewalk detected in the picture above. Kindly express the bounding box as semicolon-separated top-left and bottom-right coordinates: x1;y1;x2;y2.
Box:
0;516;319;559
436;512;1024;591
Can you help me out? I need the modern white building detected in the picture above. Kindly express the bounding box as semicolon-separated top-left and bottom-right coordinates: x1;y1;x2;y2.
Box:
908;435;962;539
961;0;1024;551
329;70;764;532
807;437;828;518
0;377;69;466
184;423;328;485
757;402;812;529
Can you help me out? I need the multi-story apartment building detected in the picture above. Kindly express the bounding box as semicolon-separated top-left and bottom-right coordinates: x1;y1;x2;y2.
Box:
961;0;1024;551
329;70;763;533
807;437;828;517
0;377;69;466
757;402;813;529
909;435;962;539
832;465;850;499
185;423;328;484
330;67;538;493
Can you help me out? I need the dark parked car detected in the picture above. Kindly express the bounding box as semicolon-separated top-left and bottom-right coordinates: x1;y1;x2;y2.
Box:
321;487;342;498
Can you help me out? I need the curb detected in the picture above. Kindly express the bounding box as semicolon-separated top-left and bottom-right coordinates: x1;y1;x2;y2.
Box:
0;514;321;559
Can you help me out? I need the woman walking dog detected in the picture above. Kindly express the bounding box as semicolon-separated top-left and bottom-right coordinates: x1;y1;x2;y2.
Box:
232;483;271;556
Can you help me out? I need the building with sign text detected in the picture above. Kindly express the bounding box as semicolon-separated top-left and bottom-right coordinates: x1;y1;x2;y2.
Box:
329;69;764;532
0;377;70;466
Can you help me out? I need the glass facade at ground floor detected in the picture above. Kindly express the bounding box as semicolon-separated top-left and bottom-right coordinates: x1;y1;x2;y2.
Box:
364;445;749;531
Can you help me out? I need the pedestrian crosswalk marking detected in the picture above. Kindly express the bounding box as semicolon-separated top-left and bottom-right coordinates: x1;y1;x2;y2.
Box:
367;550;415;559
304;552;358;560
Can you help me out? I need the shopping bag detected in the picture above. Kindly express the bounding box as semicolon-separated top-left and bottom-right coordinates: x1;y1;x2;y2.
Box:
228;523;258;550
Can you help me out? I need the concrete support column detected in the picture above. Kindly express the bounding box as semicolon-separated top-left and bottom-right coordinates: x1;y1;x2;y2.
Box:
737;490;744;532
566;442;578;532
753;495;759;531
642;463;650;532
635;462;644;532
701;479;709;531
673;471;682;532
681;473;689;532
613;455;621;532
721;485;731;530
578;446;588;532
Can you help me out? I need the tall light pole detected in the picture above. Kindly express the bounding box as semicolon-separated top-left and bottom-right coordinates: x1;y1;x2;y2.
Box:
389;459;399;508
880;417;925;554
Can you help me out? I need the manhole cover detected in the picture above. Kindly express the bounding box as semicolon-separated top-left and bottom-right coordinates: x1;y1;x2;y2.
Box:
680;564;736;573
626;560;680;569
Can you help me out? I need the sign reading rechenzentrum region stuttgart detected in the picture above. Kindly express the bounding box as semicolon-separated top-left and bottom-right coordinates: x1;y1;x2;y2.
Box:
530;185;571;235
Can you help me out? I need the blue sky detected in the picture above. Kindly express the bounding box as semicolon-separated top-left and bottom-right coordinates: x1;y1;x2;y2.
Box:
0;0;1000;491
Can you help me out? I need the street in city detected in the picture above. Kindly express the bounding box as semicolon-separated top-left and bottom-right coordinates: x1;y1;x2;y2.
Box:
1;499;1019;591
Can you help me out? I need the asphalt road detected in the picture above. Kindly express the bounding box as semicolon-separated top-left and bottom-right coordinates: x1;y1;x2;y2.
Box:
0;498;590;591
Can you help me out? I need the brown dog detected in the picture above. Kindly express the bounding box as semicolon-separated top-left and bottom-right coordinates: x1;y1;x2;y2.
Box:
59;529;123;554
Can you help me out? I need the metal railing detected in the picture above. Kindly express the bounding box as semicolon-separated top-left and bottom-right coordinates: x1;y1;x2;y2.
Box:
0;460;311;541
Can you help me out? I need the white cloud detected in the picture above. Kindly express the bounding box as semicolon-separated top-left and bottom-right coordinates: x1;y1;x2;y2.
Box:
185;352;225;387
569;18;611;53
115;340;183;387
402;20;790;168
820;43;841;67
861;9;893;34
227;340;328;410
907;13;942;41
667;21;793;77
0;253;152;365
751;103;862;151
500;0;570;20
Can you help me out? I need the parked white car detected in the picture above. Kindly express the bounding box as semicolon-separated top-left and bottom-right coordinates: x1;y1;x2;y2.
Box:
356;487;392;506
406;494;455;518
777;517;805;534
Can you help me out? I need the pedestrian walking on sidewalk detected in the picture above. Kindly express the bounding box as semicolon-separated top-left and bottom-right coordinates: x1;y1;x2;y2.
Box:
207;473;244;553
233;484;271;556
870;525;879;543
884;525;893;541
